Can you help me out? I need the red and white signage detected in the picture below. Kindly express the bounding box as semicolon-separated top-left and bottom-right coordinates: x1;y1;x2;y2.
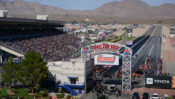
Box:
92;43;120;52
94;54;119;65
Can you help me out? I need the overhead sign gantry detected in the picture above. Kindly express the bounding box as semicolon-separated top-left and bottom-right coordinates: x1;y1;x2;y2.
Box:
81;42;132;92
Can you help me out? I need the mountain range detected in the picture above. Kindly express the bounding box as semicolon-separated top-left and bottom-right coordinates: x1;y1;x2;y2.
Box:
0;0;175;24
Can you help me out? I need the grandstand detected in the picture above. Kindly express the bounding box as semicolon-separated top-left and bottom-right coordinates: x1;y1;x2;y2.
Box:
0;17;88;62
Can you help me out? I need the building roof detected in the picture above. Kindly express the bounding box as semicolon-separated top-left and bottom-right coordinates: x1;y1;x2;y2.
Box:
170;32;175;34
0;17;64;27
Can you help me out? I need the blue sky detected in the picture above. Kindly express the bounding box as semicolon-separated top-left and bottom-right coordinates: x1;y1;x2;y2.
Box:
24;0;175;10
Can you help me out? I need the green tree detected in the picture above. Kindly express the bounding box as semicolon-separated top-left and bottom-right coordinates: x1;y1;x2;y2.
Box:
18;51;48;93
2;57;19;87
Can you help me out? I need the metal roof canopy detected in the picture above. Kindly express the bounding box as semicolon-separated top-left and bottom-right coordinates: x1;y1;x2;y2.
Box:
0;17;64;27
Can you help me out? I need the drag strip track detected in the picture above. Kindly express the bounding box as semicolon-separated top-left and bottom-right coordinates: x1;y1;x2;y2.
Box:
149;26;162;74
131;26;162;74
128;26;156;55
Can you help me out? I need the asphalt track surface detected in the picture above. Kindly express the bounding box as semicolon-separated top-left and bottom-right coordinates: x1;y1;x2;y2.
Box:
130;26;162;74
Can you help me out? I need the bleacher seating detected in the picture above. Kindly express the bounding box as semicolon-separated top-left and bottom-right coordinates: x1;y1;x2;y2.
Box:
0;33;90;61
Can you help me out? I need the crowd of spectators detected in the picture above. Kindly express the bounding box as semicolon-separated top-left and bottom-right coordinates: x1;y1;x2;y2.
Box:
0;33;89;62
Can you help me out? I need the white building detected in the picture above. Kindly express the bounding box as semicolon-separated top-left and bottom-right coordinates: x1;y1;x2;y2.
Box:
0;10;8;17
128;33;132;37
36;15;48;20
170;33;175;37
47;58;93;96
170;27;175;37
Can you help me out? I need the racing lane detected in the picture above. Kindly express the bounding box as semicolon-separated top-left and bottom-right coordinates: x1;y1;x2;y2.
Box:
128;26;156;55
131;26;162;75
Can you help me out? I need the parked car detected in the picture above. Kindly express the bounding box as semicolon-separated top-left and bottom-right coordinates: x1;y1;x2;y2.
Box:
152;93;159;99
162;94;169;99
132;92;139;99
142;92;149;99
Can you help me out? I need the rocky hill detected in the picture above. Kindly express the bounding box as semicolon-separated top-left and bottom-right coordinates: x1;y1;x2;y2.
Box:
0;0;175;24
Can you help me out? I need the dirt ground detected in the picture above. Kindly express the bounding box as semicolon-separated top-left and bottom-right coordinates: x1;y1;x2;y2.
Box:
162;26;175;62
163;38;175;62
113;30;125;36
113;25;150;37
132;25;150;37
162;25;175;75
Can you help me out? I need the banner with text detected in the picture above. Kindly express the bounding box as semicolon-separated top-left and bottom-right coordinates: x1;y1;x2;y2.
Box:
145;75;172;89
94;54;119;65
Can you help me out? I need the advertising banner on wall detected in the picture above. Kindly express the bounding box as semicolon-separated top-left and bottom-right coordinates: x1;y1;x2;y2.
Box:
173;76;175;88
145;75;172;89
94;54;119;65
13;58;20;64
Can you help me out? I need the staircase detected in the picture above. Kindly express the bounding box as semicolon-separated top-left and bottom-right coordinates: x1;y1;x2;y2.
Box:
56;84;78;96
63;85;78;96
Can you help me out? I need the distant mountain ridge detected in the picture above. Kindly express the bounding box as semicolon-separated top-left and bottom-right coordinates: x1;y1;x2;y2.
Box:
0;0;175;24
93;0;175;18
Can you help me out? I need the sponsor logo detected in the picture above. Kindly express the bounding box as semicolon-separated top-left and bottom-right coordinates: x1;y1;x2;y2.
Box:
92;43;120;51
154;79;170;84
124;50;130;53
82;43;132;55
97;56;115;62
124;50;130;55
146;76;172;88
82;48;89;54
124;52;130;55
94;54;119;65
146;78;153;85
